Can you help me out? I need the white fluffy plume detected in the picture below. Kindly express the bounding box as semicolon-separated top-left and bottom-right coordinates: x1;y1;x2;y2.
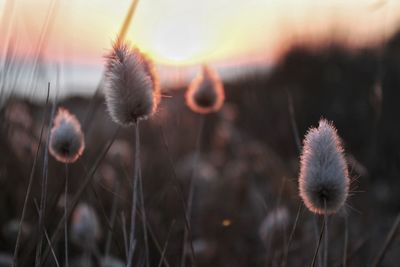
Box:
185;65;225;114
104;42;160;125
49;108;85;164
299;119;349;214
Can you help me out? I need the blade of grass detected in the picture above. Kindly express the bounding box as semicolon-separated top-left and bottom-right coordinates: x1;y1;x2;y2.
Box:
372;212;400;267
157;220;175;267
281;203;303;267
33;199;60;267
159;124;197;267
35;82;55;267
105;180;120;258
41;126;120;265
12;84;50;267
287;90;301;154
180;115;204;267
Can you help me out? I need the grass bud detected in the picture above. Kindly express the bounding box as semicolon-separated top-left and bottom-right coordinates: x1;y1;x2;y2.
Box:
49;108;85;164
185;65;225;114
104;42;160;125
299;119;349;214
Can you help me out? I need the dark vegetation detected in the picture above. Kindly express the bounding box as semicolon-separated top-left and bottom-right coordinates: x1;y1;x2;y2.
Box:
1;31;400;267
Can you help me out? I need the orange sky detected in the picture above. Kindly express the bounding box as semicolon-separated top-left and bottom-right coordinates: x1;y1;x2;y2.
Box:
1;0;400;97
2;0;400;65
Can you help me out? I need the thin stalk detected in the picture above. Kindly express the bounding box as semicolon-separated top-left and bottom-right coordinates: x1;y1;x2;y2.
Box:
41;127;120;265
64;164;69;267
287;91;301;154
138;166;150;267
180;115;204;267
372;212;400;267
12;85;50;267
157;221;176;267
343;215;348;267
33;199;60;267
35;82;56;267
311;216;326;267
313;216;322;267
281;203;303;267
79;160;125;258
127;121;141;267
121;212;129;261
137;206;172;267
159;125;197;267
323;213;328;267
44;227;60;267
105;181;121;258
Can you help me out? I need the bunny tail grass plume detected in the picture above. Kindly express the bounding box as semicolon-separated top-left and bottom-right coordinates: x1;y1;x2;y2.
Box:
104;41;160;125
49;108;85;163
185;65;225;114
71;203;101;250
299;119;349;215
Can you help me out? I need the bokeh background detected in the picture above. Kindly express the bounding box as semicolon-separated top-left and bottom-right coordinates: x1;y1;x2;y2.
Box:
1;0;400;266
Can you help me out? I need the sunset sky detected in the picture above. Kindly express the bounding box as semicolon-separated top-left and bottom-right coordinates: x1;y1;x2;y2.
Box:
1;0;400;97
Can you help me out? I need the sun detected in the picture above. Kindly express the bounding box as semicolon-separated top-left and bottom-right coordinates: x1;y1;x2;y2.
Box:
129;14;218;66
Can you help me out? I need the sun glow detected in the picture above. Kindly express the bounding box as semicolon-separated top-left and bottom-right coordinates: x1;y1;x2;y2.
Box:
2;0;400;67
141;19;214;65
124;0;272;66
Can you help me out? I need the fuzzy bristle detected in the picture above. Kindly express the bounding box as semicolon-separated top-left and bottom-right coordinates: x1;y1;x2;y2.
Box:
299;119;349;215
49;108;85;164
185;65;225;114
104;42;160;125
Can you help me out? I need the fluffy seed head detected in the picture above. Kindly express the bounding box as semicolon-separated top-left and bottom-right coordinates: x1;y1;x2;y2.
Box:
104;42;160;125
185;65;225;114
299;119;349;214
49;108;85;164
259;207;290;243
71;203;100;248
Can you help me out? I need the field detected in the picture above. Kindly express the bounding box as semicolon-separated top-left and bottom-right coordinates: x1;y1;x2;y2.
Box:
1;32;400;267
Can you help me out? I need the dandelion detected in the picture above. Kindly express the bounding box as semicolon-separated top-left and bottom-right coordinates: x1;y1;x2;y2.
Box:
299;119;349;215
70;203;100;250
104;42;160;125
49;108;85;164
185;65;225;114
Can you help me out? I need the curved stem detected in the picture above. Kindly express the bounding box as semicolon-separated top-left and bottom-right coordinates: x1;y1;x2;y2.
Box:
12;85;50;267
